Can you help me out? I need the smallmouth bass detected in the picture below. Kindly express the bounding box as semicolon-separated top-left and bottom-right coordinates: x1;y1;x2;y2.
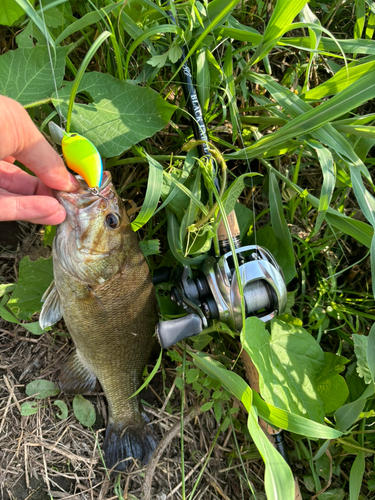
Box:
40;171;159;471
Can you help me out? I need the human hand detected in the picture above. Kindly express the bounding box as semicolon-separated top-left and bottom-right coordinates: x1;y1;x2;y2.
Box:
0;95;79;225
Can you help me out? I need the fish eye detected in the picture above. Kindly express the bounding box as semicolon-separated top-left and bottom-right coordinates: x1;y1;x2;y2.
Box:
105;213;121;229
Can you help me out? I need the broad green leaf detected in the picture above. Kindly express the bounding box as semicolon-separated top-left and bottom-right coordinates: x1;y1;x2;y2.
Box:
315;353;349;414
73;395;96;427
26;380;59;399
22;321;47;335
191;349;342;439
335;384;374;431
43;225;56;247
53;400;68;420
20;401;38;416
52;72;176;158
353;334;372;384
0;46;68;106
0;0;24;25
244;317;325;422
349;451;365;500
131;154;164;231
8;256;53;320
0;294;47;335
269;172;295;266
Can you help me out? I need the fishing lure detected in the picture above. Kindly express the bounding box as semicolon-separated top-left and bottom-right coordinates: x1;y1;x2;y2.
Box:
61;133;103;189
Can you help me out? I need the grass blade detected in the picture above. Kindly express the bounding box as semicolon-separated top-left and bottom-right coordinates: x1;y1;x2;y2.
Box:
231;70;375;160
14;0;55;49
269;172;295;266
307;140;335;237
65;31;112;132
131;154;164;231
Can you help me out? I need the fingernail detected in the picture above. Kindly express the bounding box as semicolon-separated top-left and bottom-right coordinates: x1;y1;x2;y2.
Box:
66;172;80;191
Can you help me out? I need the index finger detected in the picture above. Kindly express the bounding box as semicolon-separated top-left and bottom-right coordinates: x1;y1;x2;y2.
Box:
0;95;79;192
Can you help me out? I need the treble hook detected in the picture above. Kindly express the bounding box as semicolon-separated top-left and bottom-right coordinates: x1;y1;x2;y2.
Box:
89;187;108;211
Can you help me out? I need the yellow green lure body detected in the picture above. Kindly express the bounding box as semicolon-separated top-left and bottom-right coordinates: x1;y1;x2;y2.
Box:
61;133;103;189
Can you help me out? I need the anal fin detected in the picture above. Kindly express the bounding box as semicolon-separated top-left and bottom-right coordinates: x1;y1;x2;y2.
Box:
59;349;96;394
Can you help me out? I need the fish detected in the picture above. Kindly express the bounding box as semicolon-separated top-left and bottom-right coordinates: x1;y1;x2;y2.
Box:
39;171;159;471
61;133;103;189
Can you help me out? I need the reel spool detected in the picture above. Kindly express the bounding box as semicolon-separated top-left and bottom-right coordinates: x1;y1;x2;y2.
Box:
156;245;287;349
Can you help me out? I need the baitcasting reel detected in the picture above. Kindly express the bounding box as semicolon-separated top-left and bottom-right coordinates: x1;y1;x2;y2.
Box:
156;244;287;349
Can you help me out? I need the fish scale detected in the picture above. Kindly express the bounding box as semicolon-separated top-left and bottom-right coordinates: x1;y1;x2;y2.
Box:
40;171;158;471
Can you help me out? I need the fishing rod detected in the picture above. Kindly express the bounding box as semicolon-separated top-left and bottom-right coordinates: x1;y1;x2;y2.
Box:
155;3;286;348
154;0;292;471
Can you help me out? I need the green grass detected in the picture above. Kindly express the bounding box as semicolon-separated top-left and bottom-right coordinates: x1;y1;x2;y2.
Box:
2;0;375;498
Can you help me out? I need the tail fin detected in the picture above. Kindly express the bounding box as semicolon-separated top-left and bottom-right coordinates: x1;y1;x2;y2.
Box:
103;419;158;472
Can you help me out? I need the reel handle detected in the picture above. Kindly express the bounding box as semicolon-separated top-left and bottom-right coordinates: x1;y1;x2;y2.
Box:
156;314;203;349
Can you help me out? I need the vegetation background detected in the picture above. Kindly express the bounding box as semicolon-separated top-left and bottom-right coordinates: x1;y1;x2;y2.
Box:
1;0;375;499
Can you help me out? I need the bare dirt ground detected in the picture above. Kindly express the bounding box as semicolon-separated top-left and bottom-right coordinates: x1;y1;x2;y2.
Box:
0;222;264;500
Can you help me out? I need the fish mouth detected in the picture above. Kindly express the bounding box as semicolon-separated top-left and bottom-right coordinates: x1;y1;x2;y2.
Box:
56;171;113;216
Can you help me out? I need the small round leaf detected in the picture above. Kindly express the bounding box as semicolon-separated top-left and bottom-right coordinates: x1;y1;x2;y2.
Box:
20;401;38;416
25;380;59;400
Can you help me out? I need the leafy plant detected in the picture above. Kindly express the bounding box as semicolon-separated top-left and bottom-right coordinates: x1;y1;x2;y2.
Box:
2;0;375;498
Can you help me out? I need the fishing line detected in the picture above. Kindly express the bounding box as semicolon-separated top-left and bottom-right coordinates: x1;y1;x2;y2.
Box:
39;0;64;129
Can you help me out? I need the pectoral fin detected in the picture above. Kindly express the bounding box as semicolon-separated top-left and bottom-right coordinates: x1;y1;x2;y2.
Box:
59;349;96;394
39;281;63;329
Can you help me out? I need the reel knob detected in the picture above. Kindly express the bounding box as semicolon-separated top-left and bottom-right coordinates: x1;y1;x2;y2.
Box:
156;314;203;349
